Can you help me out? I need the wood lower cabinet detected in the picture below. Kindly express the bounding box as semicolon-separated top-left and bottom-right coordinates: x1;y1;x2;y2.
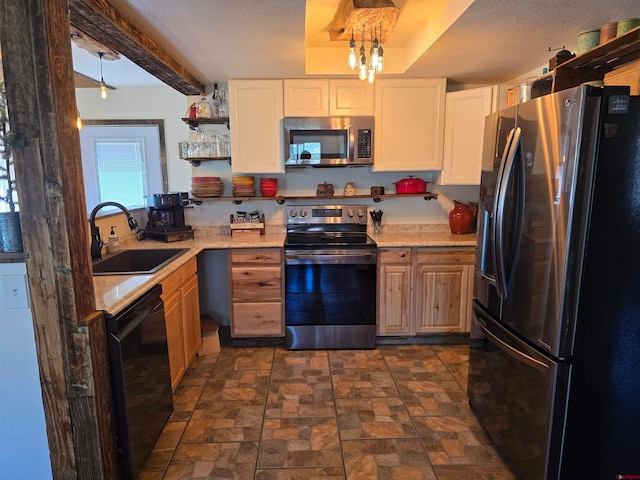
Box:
230;248;284;337
414;248;475;334
163;289;185;389
181;273;201;365
378;248;412;335
377;247;475;336
161;256;201;390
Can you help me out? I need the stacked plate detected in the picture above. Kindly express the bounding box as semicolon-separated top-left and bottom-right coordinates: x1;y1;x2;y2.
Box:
191;176;224;198
232;175;255;197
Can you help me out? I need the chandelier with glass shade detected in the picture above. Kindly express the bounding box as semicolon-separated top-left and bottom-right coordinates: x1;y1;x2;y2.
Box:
347;24;384;83
328;0;399;83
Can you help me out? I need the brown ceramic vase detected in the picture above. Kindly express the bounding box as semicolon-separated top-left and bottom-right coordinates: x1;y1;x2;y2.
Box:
449;201;475;234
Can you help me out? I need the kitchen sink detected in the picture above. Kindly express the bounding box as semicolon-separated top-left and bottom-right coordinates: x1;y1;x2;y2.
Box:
92;248;189;275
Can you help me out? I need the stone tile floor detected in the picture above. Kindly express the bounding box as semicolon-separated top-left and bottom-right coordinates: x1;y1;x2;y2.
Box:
139;344;515;480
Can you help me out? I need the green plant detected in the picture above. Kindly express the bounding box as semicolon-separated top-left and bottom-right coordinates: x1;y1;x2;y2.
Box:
0;80;22;213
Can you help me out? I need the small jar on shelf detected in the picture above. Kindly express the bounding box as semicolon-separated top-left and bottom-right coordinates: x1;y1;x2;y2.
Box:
196;93;212;118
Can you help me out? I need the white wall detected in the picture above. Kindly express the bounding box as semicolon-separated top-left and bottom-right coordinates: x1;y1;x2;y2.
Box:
0;263;52;479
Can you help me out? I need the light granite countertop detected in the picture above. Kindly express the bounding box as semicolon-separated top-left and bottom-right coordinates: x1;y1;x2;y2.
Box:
94;225;476;316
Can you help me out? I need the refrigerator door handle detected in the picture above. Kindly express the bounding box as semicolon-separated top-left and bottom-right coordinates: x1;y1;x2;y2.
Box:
492;127;521;298
477;318;549;373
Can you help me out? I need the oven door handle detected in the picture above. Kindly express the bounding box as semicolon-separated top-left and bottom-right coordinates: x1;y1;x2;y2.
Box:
285;251;377;265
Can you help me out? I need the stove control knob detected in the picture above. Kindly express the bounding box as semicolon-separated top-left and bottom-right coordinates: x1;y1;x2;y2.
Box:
290;209;298;218
356;208;365;217
346;208;355;217
300;209;308;217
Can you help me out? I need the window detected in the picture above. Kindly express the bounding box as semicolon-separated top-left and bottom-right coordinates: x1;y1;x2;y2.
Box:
79;120;167;213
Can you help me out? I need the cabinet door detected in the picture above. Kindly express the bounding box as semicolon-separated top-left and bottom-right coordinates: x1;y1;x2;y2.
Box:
229;79;284;173
163;290;185;390
373;78;446;171
284;79;329;116
603;59;640;95
414;264;472;334
181;274;201;367
378;264;412;335
329;80;374;116
439;86;494;185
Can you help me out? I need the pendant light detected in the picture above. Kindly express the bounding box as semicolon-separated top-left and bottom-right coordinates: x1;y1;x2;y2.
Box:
377;23;385;72
347;29;357;70
358;25;367;81
97;52;108;100
76;111;83;131
348;23;386;82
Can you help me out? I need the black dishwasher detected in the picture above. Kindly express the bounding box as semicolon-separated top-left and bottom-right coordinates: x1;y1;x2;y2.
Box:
106;284;173;480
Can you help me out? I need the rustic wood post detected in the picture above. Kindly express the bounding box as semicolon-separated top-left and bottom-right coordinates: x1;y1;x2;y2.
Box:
0;0;118;478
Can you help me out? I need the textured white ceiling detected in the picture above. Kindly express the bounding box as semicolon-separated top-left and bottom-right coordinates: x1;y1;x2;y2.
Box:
71;0;640;89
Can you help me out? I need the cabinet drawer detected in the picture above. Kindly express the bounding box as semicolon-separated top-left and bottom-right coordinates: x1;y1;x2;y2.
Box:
231;248;282;264
232;267;282;301
378;248;412;264
232;302;283;337
160;257;197;297
416;248;475;264
180;256;197;277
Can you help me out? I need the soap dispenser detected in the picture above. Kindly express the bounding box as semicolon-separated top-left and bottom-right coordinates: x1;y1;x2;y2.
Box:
108;226;120;253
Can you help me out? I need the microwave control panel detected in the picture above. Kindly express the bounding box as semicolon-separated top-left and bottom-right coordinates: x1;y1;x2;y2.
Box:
357;129;372;159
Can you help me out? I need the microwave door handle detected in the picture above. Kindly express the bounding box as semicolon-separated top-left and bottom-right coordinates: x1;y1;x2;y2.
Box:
493;126;523;299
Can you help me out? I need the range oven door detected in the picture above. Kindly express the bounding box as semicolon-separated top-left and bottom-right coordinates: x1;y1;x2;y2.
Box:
468;301;569;480
284;247;377;349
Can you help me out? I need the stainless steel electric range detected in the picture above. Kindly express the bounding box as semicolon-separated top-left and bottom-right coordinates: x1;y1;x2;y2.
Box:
284;205;377;349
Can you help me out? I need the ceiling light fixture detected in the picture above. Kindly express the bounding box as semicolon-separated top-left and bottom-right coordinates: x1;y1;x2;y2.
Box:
347;24;384;83
97;52;108;100
347;28;357;70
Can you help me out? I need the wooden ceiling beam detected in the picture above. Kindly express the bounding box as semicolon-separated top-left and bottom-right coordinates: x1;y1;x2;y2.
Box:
328;0;400;43
68;0;204;95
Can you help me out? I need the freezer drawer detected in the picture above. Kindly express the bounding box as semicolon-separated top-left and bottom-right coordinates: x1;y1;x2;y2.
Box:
468;301;569;480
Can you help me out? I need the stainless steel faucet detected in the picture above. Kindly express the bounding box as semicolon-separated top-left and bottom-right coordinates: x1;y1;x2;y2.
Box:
89;202;139;261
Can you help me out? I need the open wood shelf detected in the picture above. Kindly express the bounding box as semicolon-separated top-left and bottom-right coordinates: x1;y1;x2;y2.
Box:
189;192;438;205
181;117;229;130
532;25;640;96
179;156;231;166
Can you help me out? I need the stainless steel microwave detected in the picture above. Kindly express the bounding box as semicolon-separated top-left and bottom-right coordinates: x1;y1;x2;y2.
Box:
283;116;374;167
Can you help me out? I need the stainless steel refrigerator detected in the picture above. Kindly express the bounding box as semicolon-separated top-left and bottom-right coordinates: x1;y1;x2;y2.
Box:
468;85;640;479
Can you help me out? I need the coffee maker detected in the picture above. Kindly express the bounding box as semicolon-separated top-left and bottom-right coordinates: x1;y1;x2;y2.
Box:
145;192;194;242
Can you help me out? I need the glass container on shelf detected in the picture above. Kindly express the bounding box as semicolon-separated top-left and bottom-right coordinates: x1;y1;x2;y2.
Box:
211;83;228;118
196;93;212;118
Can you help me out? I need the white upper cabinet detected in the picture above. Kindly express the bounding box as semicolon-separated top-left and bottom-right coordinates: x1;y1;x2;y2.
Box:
329;80;374;116
283;79;374;117
283;80;329;117
373;78;446;171
229;79;284;174
438;86;495;185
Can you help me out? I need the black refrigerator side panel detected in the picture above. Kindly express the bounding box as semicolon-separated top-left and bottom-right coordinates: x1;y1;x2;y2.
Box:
562;94;640;478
